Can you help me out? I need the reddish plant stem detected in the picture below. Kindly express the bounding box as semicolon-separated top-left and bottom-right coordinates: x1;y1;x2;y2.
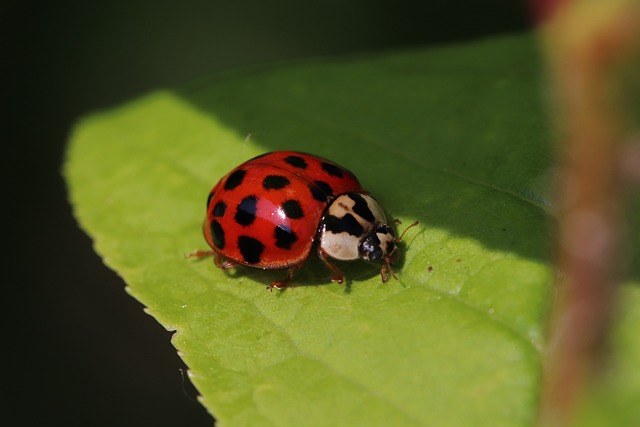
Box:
529;0;569;24
537;1;640;426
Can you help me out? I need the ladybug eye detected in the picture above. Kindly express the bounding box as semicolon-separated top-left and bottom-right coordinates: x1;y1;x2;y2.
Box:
359;233;384;262
358;224;397;262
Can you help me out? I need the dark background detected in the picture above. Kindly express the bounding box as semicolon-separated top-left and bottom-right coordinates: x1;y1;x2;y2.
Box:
5;1;531;425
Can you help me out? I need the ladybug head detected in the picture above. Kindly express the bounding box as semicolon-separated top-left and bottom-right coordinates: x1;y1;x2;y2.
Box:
358;220;419;283
358;223;397;263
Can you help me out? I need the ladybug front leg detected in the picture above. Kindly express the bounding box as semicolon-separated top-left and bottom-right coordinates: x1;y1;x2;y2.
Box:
381;256;398;283
186;249;215;258
186;250;237;270
317;248;345;284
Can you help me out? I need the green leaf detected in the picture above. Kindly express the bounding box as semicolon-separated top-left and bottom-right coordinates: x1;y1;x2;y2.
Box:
65;33;639;426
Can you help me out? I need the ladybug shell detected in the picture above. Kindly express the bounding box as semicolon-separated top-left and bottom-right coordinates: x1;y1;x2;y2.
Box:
204;151;365;269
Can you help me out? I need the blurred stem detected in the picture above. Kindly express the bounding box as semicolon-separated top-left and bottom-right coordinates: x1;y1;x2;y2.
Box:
537;1;640;426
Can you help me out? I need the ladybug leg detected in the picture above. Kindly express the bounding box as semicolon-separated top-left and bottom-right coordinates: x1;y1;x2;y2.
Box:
318;248;345;284
213;252;237;270
186;249;215;258
268;267;298;291
187;250;237;270
381;220;418;282
381;256;398;283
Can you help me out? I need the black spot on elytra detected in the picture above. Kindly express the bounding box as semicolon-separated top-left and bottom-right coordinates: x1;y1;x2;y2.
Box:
263;175;290;190
314;180;334;198
212;201;226;217
282;200;304;219
237;236;265;264
206;192;215;210
348;193;375;222
274;225;298;249
321;162;344;178
210;219;225;249
324;213;364;236
309;184;327;202
235;195;258;226
284;155;307;169
224;169;246;190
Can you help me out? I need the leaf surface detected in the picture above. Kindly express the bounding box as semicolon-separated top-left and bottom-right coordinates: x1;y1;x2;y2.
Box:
65;33;639;426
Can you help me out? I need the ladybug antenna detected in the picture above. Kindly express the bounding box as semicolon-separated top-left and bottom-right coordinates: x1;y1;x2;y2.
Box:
395;220;420;242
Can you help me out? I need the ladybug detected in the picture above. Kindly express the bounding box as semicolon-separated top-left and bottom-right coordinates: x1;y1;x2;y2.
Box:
190;151;418;289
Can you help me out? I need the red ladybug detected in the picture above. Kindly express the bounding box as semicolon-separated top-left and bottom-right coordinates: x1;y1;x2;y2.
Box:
190;151;418;289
